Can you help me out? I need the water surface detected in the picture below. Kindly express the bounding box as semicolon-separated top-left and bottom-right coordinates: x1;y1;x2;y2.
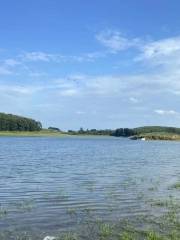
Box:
0;136;180;238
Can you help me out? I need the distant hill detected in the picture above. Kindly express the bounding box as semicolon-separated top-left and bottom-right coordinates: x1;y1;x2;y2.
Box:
133;126;180;135
111;126;180;137
0;113;42;131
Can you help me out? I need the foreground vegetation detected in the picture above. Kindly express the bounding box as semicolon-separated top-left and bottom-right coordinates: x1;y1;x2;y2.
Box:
1;175;180;240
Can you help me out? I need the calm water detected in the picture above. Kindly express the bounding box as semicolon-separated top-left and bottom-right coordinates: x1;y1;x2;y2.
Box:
0;136;180;238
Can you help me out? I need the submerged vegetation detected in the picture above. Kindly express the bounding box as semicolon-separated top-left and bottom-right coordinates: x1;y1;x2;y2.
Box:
1;177;180;239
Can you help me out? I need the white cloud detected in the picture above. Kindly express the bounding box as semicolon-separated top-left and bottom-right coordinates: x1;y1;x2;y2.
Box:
96;30;141;53
136;36;180;69
21;51;105;63
141;37;180;59
154;109;178;115
96;30;180;70
22;52;53;62
51;71;180;98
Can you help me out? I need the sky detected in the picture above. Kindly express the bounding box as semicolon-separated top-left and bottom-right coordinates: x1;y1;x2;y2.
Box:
1;0;180;130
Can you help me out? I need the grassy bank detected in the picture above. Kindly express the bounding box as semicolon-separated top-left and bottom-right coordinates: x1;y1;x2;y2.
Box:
137;132;180;141
0;130;112;138
0;129;68;137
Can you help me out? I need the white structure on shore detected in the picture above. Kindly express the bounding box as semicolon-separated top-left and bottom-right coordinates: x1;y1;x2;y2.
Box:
43;236;56;240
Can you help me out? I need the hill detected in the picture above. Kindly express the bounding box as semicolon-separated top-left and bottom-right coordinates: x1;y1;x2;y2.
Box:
133;126;180;135
0;113;42;131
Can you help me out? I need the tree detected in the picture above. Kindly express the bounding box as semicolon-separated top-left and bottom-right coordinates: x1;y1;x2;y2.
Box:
0;113;42;131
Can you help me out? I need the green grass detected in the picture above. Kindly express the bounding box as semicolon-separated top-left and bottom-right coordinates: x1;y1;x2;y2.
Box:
99;223;113;239
0;129;68;137
0;129;112;138
137;132;180;140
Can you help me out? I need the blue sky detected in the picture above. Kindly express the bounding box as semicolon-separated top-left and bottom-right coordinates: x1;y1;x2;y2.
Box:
1;0;180;130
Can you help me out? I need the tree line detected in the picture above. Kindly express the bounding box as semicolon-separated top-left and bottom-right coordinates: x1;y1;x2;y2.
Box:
1;112;180;136
67;126;180;137
67;128;134;136
0;113;42;131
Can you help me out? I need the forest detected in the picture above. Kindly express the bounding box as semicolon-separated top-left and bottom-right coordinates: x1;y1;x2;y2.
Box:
0;113;42;131
67;126;180;137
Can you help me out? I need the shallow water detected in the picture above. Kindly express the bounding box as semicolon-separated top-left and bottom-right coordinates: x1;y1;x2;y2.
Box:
0;136;180;238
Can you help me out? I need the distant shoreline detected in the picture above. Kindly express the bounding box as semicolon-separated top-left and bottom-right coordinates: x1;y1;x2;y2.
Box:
0;130;180;141
1;113;180;140
0;130;112;138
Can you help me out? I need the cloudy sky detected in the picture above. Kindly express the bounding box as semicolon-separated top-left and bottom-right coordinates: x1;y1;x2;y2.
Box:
1;0;180;130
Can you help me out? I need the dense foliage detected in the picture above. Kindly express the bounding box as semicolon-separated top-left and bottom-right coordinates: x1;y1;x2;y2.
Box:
68;128;114;135
111;128;135;137
133;126;180;135
112;126;180;137
48;127;61;132
68;126;180;137
0;113;42;131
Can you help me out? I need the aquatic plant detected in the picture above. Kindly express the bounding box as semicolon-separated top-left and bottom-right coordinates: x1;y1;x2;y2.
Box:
66;208;77;216
0;206;8;218
15;199;34;212
98;223;113;239
56;189;69;200
170;182;180;190
56;233;78;240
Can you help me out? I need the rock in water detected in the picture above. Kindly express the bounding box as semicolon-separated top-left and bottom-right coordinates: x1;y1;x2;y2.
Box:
43;236;56;240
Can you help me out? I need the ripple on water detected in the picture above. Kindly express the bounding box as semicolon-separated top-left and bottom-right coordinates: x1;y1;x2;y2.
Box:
0;136;180;236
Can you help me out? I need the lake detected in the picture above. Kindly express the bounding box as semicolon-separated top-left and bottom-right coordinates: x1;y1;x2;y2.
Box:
0;136;180;239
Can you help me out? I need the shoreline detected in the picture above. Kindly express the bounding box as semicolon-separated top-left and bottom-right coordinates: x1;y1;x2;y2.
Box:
0;130;180;141
131;133;180;141
0;130;112;138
